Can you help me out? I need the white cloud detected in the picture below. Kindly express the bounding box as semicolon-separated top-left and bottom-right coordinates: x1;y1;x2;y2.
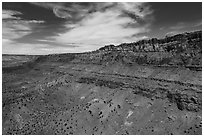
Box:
3;41;48;55
25;20;45;24
2;10;22;19
51;2;153;52
2;9;47;55
2;20;32;39
3;3;154;54
2;9;45;42
2;39;88;55
118;3;153;19
53;7;72;19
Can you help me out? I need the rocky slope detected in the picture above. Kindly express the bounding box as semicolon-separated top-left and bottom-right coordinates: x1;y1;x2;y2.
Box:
2;54;38;68
43;30;201;68
2;30;202;135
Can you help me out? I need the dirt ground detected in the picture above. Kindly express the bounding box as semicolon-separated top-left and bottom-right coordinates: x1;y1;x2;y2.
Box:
2;56;202;135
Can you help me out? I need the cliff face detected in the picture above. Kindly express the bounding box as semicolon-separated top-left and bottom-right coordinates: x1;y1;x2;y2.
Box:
41;31;201;69
86;30;202;67
99;31;201;53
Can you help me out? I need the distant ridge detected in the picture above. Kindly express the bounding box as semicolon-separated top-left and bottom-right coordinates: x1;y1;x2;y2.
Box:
42;30;201;69
3;30;202;71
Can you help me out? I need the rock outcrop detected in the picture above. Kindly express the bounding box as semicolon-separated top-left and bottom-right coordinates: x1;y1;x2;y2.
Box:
37;30;201;69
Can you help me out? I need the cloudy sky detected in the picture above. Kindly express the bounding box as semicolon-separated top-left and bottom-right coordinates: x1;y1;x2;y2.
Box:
2;2;202;55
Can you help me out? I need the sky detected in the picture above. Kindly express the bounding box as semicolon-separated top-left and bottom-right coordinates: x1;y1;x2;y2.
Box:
2;2;202;55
